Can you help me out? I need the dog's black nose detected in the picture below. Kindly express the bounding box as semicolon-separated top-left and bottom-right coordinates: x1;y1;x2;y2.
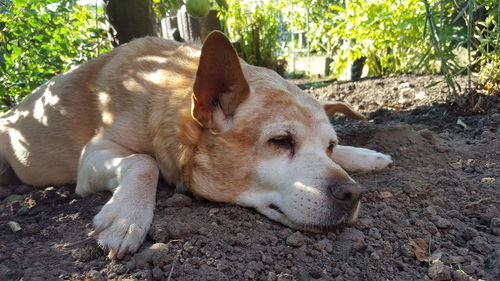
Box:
328;181;362;210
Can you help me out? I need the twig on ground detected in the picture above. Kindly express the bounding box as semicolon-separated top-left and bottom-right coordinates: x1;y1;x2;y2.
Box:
465;197;491;208
167;249;182;281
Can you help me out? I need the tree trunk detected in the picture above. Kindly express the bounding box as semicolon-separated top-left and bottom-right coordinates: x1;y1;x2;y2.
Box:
105;0;158;46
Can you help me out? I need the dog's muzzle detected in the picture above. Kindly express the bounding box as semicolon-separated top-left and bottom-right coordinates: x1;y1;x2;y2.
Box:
328;181;363;212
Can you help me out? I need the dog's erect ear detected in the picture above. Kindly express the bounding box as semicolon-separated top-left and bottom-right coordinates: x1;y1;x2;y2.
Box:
322;101;366;120
192;31;250;133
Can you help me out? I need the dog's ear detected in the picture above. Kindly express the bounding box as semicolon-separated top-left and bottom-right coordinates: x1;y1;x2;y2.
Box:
192;31;250;134
322;101;366;120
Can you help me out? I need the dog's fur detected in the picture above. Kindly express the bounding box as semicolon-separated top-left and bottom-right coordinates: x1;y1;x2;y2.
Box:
0;32;392;258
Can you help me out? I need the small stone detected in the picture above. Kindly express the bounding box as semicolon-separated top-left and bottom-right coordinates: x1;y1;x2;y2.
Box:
462;263;478;274
370;252;380;261
266;271;277;281
450;256;465;264
151;266;163;280
400;243;414;258
286;231;305;247
428;261;451;281
127;243;172;270
425;206;441;216
314;239;333;252
87;270;105;281
431;216;452;229
357;218;373;229
467;236;493;253
207;208;219;216
491;217;500;235
168;222;193;239
309;266;323;279
369;228;382;240
244;269;256;280
461;227;479;241
451;270;469;281
435;145;449;153
165;193;192;207
419;129;434;140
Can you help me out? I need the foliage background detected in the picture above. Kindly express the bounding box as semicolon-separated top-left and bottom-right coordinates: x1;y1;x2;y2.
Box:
0;0;497;113
218;0;282;72
0;0;109;111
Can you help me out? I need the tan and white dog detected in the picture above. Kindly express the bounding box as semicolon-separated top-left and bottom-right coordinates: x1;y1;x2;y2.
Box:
0;32;392;258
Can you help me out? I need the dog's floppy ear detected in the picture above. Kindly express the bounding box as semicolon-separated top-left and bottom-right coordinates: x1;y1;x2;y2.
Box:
192;31;250;134
322;101;366;120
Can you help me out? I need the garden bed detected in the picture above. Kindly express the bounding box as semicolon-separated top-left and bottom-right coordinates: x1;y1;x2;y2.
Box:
1;74;499;281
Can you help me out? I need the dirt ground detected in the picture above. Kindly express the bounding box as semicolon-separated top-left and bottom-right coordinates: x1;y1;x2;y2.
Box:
1;74;499;281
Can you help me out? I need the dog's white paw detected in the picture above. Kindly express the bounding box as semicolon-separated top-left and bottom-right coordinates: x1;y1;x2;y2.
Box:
333;146;393;171
353;149;393;171
90;200;154;259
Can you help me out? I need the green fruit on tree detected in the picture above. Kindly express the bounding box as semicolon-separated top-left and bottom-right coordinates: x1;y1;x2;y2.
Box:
186;0;210;18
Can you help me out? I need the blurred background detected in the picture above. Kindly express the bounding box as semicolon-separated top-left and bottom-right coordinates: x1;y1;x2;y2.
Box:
0;0;498;111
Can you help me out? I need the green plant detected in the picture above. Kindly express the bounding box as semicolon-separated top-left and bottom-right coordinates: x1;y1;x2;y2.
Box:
218;0;281;71
294;0;438;78
422;0;463;95
0;0;109;111
474;2;499;94
423;0;499;95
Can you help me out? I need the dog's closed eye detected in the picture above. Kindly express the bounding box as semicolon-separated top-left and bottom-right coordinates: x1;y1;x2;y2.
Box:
269;134;296;156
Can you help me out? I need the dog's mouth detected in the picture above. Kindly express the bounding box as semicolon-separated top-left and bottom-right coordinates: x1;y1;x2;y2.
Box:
259;201;360;233
269;203;285;215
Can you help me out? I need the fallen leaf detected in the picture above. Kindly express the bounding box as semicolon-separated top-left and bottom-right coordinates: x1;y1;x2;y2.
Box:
417;238;428;250
7;221;21;232
456;118;468;128
377;191;393;199
408;237;443;263
408;237;428;261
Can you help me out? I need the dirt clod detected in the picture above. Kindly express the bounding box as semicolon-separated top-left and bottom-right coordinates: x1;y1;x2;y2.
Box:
428;261;452;281
286;231;306;247
165;193;192;207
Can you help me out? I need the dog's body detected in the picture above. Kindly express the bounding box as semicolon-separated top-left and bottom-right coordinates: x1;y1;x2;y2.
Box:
0;32;392;258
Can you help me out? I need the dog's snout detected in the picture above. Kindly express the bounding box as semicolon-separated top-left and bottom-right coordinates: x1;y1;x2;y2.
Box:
328;181;362;209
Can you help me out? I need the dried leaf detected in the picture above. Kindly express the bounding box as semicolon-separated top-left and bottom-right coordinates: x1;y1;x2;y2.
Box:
417;238;428;250
377;191;393;199
408;237;443;263
408;237;428;261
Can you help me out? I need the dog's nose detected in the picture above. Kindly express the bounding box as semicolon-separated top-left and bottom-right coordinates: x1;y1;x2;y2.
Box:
328;181;362;210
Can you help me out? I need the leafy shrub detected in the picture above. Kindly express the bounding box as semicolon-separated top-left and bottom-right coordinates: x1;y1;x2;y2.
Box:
474;3;499;94
0;0;109;111
301;0;445;77
218;0;282;72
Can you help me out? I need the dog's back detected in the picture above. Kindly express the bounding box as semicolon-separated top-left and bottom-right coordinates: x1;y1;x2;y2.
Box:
0;37;199;186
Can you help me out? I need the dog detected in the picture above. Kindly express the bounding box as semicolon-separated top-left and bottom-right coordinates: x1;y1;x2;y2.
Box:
0;32;392;259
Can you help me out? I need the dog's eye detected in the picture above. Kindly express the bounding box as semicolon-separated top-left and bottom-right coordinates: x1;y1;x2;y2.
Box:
269;135;295;151
327;141;336;154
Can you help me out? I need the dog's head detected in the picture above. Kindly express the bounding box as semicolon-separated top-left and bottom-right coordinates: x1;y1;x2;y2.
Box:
185;32;364;232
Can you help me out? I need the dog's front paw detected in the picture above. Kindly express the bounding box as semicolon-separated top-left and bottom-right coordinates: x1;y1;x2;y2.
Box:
333;146;393;171
355;149;393;171
90;200;154;259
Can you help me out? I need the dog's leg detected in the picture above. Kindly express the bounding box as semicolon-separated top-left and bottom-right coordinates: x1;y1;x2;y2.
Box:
76;138;159;259
331;145;392;171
